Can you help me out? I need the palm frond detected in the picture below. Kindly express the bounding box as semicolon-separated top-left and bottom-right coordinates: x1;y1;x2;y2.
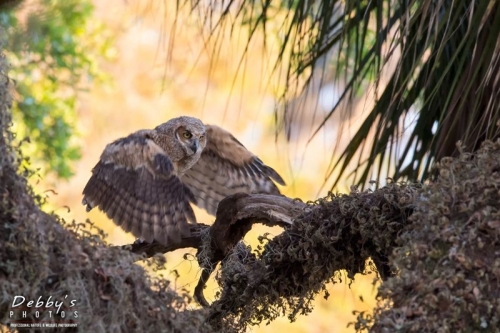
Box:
181;0;500;188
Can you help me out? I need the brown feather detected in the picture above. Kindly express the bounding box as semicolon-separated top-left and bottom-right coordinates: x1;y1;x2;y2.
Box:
182;124;286;215
82;131;196;245
203;125;254;165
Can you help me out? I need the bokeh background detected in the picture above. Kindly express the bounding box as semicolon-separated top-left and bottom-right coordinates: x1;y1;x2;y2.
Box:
7;1;382;332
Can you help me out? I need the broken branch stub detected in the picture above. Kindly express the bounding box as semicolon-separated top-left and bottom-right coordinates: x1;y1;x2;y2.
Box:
123;193;307;306
194;193;307;306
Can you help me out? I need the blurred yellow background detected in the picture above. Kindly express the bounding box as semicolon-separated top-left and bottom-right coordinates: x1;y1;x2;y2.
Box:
31;1;380;332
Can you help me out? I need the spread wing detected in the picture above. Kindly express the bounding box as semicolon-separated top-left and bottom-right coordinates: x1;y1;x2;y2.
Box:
182;125;285;215
82;130;196;245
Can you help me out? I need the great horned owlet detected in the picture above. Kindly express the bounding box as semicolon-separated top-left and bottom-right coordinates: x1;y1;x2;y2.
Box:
82;116;285;245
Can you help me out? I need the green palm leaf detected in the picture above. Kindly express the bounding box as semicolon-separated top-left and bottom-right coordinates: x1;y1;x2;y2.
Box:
183;0;500;187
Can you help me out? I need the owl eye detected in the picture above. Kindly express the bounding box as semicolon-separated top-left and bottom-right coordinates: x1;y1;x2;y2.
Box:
183;131;192;139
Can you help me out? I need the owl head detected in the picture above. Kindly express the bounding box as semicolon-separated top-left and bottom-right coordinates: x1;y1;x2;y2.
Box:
154;116;207;164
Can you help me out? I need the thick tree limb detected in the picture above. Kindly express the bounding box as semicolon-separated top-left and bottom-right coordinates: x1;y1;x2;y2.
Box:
205;185;417;330
120;186;413;313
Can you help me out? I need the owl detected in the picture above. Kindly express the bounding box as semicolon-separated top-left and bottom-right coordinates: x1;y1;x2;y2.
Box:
82;116;285;245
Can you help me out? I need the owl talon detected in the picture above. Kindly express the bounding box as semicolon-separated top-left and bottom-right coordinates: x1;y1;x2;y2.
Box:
133;238;147;245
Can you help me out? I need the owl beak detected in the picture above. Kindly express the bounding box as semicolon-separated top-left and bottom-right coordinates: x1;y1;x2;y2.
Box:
190;139;200;154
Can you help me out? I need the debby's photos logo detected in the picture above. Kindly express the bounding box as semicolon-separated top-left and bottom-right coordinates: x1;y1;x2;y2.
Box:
8;295;79;329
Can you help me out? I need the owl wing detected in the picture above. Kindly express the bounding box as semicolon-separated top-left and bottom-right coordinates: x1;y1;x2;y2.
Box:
82;130;196;245
181;125;285;215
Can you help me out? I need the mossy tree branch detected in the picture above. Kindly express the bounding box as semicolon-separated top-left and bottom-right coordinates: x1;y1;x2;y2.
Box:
123;186;415;318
